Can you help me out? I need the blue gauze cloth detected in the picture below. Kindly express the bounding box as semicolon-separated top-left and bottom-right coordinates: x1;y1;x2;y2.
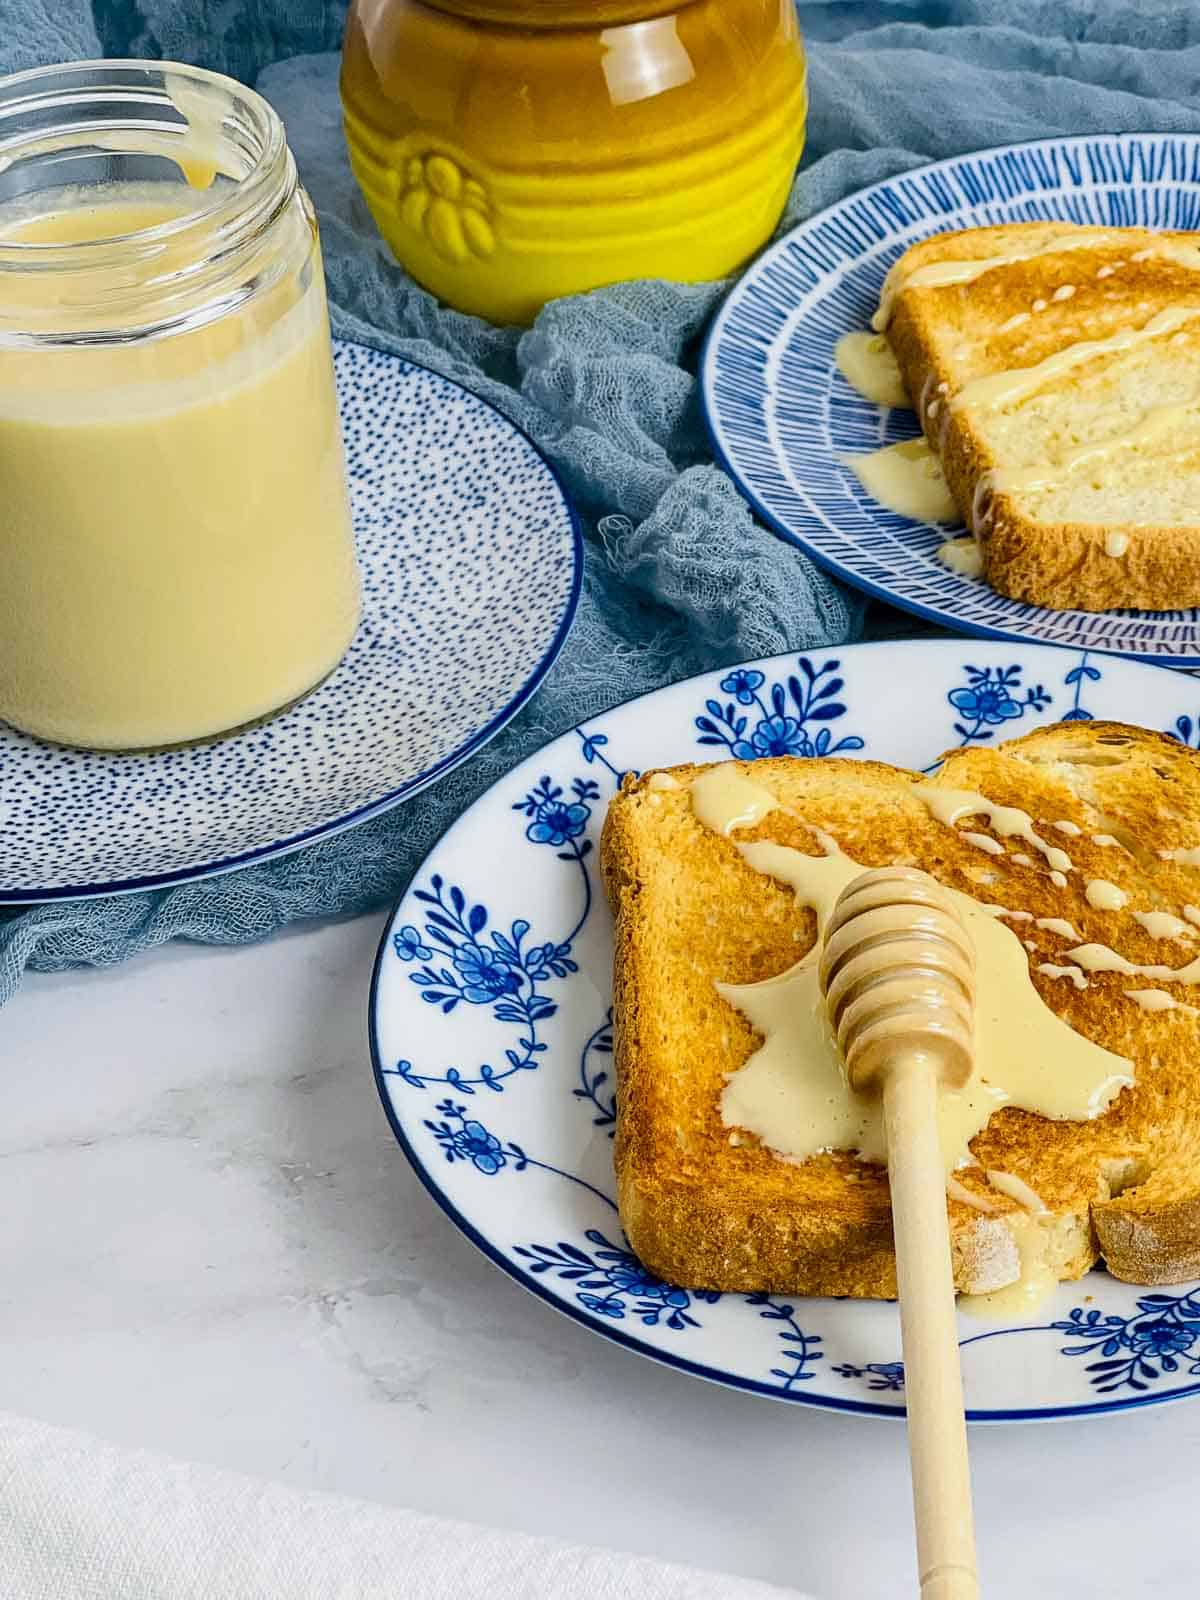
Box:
5;0;1200;1001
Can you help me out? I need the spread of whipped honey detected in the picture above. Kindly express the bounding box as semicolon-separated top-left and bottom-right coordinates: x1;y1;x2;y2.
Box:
689;768;1132;1176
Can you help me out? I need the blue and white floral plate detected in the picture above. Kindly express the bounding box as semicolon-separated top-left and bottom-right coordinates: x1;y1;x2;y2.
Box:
372;638;1200;1422
1;342;580;901
703;133;1200;665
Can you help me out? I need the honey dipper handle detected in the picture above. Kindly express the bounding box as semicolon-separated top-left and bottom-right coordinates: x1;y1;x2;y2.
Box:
883;1055;980;1600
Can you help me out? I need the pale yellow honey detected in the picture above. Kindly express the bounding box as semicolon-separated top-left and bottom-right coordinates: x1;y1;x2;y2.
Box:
0;193;360;749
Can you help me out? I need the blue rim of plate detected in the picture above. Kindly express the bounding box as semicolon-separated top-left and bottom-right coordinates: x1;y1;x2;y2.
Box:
368;638;1200;1424
702;132;1200;667
4;347;582;904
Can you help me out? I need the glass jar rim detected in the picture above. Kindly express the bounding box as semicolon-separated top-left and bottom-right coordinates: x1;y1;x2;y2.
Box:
0;58;292;274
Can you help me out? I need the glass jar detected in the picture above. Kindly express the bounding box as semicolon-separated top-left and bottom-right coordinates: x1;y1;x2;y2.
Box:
0;60;361;751
341;0;807;324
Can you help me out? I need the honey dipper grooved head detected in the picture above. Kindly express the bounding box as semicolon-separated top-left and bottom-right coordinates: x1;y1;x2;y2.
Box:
819;867;976;1094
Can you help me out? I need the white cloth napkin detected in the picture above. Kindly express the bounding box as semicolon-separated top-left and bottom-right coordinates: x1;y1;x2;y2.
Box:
0;1412;806;1599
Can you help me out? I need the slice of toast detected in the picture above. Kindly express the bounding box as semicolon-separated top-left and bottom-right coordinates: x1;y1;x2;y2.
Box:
600;721;1200;1298
882;221;1200;611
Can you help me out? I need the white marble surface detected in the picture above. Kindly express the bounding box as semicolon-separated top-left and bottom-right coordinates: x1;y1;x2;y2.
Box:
2;915;1197;1598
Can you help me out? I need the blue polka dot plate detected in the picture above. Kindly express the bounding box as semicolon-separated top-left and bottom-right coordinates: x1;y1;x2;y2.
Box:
372;638;1200;1422
703;133;1200;666
1;341;580;902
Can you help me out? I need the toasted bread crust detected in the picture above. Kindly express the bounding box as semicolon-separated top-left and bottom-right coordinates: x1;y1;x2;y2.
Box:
885;222;1200;611
602;722;1200;1298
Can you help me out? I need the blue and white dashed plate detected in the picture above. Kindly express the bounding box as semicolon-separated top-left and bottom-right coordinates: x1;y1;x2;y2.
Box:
372;638;1200;1422
703;133;1200;666
1;342;580;902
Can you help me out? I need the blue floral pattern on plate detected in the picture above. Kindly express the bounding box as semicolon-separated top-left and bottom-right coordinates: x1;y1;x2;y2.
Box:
383;774;597;1095
833;1361;906;1393
703;133;1200;664
696;658;865;760
516;1232;720;1331
833;1288;1200;1399
371;639;1200;1422
947;665;1051;745
574;1011;616;1134
932;653;1105;761
423;1100;614;1209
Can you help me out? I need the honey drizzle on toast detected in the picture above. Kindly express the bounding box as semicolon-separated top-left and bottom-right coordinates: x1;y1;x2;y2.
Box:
687;770;1133;1176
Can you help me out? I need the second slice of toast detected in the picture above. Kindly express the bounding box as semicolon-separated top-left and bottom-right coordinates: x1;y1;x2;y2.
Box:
883;222;1200;611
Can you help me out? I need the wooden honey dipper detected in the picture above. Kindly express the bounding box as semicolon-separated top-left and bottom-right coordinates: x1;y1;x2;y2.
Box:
819;866;980;1600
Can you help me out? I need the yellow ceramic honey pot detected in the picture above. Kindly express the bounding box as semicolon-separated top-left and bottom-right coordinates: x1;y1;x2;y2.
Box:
340;0;807;324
